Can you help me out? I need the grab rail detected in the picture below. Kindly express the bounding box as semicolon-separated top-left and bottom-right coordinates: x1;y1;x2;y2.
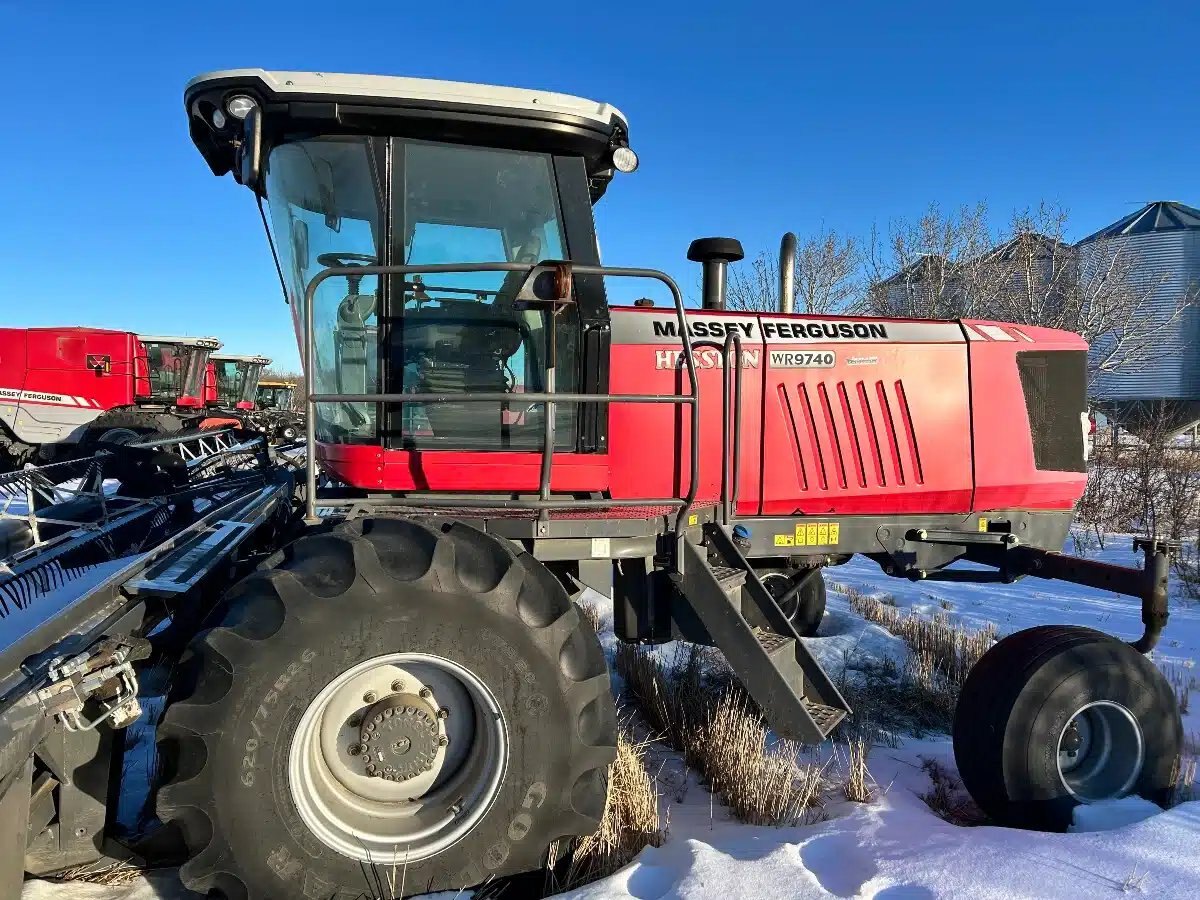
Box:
301;262;702;564
691;331;744;526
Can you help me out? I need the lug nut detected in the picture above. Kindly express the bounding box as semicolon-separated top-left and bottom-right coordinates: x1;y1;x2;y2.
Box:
437;708;449;719
419;687;432;699
363;691;377;703
391;680;404;692
437;736;449;747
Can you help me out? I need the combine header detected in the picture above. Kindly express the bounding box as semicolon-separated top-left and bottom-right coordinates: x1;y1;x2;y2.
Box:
0;70;1181;898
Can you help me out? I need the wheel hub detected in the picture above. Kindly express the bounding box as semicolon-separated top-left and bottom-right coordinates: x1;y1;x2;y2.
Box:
1057;701;1144;802
358;693;441;781
288;653;508;865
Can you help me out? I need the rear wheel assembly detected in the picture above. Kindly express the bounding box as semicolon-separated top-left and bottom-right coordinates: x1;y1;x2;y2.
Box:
83;409;171;447
158;518;616;899
953;625;1182;830
761;568;827;637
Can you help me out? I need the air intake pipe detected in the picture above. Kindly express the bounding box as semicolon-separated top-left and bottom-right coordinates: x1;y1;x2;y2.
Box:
779;231;797;314
688;238;745;310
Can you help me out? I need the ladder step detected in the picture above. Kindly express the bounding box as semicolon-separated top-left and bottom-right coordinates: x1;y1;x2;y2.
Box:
754;628;794;662
677;530;852;744
802;698;848;736
711;565;747;592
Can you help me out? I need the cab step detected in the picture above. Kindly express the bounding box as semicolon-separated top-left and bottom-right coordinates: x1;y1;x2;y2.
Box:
677;526;850;742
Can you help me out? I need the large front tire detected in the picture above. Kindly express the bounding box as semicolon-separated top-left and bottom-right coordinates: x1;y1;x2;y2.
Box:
158;518;616;899
953;625;1182;830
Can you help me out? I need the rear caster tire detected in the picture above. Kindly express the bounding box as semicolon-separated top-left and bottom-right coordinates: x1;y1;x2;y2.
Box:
953;625;1182;831
762;569;827;637
158;518;616;899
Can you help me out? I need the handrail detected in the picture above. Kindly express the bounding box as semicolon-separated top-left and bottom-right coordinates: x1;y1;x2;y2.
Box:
691;331;744;526
301;262;701;564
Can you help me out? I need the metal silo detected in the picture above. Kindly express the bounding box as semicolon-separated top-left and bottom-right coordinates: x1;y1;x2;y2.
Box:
1081;201;1200;434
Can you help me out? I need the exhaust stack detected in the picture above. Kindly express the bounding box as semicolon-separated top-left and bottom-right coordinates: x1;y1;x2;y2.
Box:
688;237;745;311
779;231;797;314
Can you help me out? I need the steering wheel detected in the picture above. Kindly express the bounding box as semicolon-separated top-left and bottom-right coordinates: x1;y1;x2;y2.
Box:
316;252;378;268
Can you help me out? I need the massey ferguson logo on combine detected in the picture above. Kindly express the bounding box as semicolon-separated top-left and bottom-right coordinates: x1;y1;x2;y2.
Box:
652;320;755;339
650;318;890;341
761;321;889;340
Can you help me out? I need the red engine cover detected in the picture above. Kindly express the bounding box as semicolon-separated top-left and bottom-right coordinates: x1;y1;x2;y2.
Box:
315;308;1087;518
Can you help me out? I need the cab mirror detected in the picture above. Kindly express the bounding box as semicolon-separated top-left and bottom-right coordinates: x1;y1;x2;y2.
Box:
237;106;263;191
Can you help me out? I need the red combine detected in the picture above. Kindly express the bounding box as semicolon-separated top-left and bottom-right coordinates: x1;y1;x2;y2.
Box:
167;70;1180;898
0;327;221;467
208;353;272;412
197;352;273;430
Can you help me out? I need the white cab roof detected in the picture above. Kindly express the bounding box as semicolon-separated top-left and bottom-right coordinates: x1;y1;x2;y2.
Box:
136;334;222;349
211;353;272;365
187;69;627;130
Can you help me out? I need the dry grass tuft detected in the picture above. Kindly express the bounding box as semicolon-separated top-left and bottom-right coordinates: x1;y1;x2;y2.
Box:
841;737;874;803
557;729;664;890
615;643;711;752
1171;753;1198;807
617;644;828;826
1158;660;1198;716
51;861;144;886
690;690;827;826
849;592;996;693
578;599;604;636
918;757;987;826
845;591;995;724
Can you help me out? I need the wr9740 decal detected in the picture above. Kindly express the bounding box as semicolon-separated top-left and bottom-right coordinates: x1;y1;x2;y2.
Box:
769;350;835;368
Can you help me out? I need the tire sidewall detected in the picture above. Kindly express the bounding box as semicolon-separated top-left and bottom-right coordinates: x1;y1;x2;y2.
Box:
217;580;581;898
794;575;827;637
1006;646;1181;825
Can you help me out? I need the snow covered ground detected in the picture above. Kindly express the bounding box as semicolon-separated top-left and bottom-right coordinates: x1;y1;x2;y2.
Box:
24;534;1200;899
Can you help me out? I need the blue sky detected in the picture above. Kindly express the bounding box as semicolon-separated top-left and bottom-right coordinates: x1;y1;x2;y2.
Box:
0;1;1194;370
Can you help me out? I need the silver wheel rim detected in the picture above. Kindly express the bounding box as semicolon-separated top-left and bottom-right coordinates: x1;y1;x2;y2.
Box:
1057;701;1145;801
288;653;508;864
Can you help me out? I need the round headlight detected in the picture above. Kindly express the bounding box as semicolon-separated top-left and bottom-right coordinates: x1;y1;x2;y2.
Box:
226;95;258;120
211;107;227;129
612;146;639;174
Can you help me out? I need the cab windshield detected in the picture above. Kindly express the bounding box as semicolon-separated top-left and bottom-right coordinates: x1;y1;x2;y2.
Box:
257;384;294;410
213;361;265;406
212;360;245;405
142;342;210;401
265;136;578;450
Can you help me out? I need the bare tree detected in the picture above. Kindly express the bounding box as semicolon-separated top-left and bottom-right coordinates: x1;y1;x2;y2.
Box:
862;201;1196;383
263;368;306;412
971;203;1191;378
726;250;778;314
727;230;859;314
860;203;993;319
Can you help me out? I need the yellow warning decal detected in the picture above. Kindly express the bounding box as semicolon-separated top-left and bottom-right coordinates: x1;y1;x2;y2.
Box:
978;517;989;533
794;522;841;547
688;513;699;527
774;533;795;547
